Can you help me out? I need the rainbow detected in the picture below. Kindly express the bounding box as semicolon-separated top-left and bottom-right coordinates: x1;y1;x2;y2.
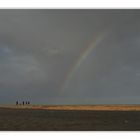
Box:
60;29;110;94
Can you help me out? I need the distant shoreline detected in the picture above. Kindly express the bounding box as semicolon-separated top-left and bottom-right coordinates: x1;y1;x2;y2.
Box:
1;105;140;111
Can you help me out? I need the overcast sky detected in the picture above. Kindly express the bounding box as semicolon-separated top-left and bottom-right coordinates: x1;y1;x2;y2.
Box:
0;10;140;104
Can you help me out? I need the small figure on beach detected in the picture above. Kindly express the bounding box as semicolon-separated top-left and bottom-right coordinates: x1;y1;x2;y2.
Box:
28;101;30;105
16;101;18;105
22;101;24;106
25;101;28;105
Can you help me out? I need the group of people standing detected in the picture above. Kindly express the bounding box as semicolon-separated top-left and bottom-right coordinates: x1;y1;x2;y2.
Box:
16;101;30;106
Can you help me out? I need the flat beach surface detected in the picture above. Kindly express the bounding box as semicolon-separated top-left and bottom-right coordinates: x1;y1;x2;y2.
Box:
1;105;140;131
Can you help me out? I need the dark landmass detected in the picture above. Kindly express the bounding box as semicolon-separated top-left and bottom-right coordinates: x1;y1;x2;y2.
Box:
0;107;140;131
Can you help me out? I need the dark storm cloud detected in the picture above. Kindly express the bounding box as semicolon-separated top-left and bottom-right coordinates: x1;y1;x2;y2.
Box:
0;10;140;104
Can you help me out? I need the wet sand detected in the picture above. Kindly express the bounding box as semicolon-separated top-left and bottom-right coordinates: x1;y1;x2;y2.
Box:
0;106;140;130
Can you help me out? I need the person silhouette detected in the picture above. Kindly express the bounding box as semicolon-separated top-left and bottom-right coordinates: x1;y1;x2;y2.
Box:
26;101;28;105
16;101;18;105
23;101;24;106
28;101;30;105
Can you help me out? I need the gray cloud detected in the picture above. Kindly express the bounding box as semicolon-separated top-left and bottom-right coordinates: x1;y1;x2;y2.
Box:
0;10;140;104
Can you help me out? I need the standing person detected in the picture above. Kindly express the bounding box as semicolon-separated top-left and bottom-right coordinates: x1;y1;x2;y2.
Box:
23;101;24;106
26;101;28;105
28;101;30;105
16;101;18;105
